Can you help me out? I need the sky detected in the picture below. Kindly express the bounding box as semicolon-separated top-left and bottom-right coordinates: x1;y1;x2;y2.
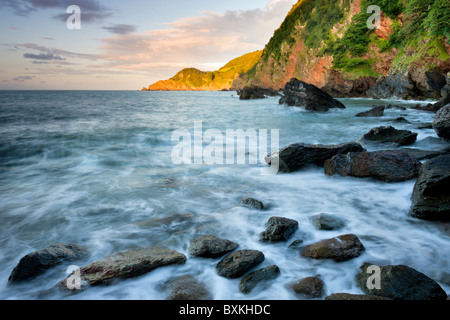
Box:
0;0;297;90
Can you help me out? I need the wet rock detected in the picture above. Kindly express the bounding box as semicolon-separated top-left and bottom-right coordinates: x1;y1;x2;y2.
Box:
401;148;443;161
188;235;239;258
265;142;365;173
238;198;264;210
311;213;345;231
301;234;365;262
355;106;385;117
8;243;88;284
279;78;346;111
164;275;212;300
416;123;433;129
324;150;422;182
239;265;280;294
260;217;299;242
325;293;391;300
356;262;447;300
433;104;450;140
288;239;304;249
216;250;265;279
238;86;279;100
135;213;194;229
409;154;450;221
385;104;406;110
60;247;186;287
290;276;325;299
392;117;411;124
412;94;450;113
358;126;418;146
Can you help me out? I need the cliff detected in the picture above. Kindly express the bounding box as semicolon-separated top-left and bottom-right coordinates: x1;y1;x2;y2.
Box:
234;0;450;100
145;50;262;91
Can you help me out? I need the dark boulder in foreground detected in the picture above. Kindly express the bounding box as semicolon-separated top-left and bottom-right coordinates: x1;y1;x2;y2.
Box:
324;150;422;182
188;235;239;258
433;104;450;140
356;262;447;300
279;78;346;111
239;265;280;294
238;86;279;100
355;106;385;117
358;126;418;146
216;250;265;279
301;234;365;262
9;243;88;284
290;276;325;299
60;247;186;288
265;142;365;173
164;275;212;300
409;155;450;221
260;217;299;242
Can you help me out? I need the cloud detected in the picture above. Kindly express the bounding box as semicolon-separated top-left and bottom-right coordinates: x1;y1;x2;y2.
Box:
24;52;65;61
11;43;100;62
102;24;137;35
12;75;35;82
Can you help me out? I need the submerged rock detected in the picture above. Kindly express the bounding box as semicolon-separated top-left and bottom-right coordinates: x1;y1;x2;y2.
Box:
358;126;418;146
239;265;280;294
324;150;422;182
433;104;450;140
260;217;299;242
188;235;239;258
60;247;186;288
216;250;265;279
238;86;279;100
356;262;447;300
9;243;88;284
290;276;325;299
265;142;365;173
238;197;264;210
311;213;346;231
301;234;365;262
279;78;346;111
355;106;385;117
409;154;450;221
164;275;212;300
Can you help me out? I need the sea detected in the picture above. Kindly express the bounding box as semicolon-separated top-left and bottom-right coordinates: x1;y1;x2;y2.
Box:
0;90;449;300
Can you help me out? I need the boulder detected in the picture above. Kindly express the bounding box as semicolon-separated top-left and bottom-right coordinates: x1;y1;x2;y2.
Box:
355;106;385;117
238;86;279;100
392;117;411;124
409;154;450;221
358;126;418;146
356;262;447;300
216;250;265;279
164;275;212;300
301;234;365;262
433;104;450;140
311;213;346;231
188;235;239;258
279;78;346;111
265;142;365;173
260;217;299;242
8;243;88;284
290;276;325;299
60;247;186;287
402;148;444;161
412;94;450;113
385;104;406;110
239;265;280;294
324;150;422;182
325;293;391;300
238;197;264;210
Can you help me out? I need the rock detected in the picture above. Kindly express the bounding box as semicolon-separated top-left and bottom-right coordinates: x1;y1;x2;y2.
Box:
401;148;443;161
385;104;406;110
279;78;346;111
416;123;433;129
164;275;212;300
239;265;280;294
8;243;88;284
412;94;450;113
265;142;365;173
356;262;447;300
288;239;304;249
392;117;411;124
324;150;422;182
238;198;264;210
136;213;194;229
358;126;418;146
301;234;365;262
355;106;385;117
433;104;450;140
216;250;265;279
409;154;450;221
290;276;325;299
311;213;346;231
325;293;391;300
260;217;299;242
188;235;239;258
238;86;279;100
60;247;186;287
